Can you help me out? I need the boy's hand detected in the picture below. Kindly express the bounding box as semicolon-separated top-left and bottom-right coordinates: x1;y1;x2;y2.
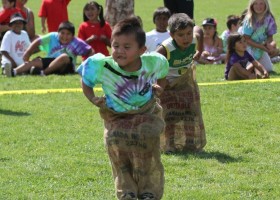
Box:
152;84;164;96
23;52;31;62
91;96;105;107
193;51;202;61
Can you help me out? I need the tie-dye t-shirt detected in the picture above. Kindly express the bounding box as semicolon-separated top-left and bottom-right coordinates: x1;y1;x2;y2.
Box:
77;52;169;112
39;32;92;66
242;14;277;60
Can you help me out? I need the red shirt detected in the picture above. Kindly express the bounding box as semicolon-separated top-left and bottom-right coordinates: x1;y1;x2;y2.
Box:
0;8;27;25
78;21;112;57
38;0;70;32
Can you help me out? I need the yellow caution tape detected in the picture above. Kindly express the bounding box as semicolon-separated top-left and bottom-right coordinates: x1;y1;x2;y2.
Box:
0;78;279;95
0;88;102;95
199;78;280;86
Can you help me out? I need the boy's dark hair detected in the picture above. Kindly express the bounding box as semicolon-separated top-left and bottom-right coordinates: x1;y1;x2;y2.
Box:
112;16;145;48
83;1;105;27
168;13;194;34
153;7;171;23
8;0;16;7
226;33;243;63
58;21;75;35
226;15;240;30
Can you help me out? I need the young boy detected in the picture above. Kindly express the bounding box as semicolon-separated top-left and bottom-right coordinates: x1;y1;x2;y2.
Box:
1;13;30;77
220;15;240;53
38;0;71;33
156;13;206;153
77;17;169;200
8;21;93;77
145;7;171;52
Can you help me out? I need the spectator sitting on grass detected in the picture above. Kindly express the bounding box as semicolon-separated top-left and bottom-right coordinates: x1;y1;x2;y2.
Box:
7;21;94;77
1;13;30;77
220;15;240;54
225;33;269;80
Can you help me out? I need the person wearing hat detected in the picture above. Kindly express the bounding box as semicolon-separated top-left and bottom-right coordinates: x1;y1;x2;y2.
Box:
1;12;30;76
199;18;225;64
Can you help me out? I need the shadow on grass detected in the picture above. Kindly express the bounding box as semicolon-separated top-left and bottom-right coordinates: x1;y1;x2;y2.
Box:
270;71;278;76
165;150;242;163
0;109;31;116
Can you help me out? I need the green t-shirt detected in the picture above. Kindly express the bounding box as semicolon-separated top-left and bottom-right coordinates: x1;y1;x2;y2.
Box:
162;37;196;80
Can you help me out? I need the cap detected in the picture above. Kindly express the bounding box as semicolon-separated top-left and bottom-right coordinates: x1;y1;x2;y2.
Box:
9;13;26;25
202;18;217;26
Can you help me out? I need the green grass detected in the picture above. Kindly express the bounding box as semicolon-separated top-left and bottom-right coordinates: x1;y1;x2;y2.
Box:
1;0;280;199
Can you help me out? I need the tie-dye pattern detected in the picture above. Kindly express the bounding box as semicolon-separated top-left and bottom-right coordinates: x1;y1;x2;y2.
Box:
39;32;92;66
77;52;169;112
243;14;277;60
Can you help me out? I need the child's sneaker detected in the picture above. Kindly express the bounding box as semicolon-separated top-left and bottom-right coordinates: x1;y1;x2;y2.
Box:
4;63;14;77
121;192;137;200
138;192;155;200
30;66;41;75
271;56;280;63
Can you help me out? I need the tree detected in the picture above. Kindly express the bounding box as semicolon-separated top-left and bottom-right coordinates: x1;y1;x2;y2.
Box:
104;0;134;27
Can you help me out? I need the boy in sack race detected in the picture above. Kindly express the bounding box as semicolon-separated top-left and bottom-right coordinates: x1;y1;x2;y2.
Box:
78;17;169;200
156;13;206;153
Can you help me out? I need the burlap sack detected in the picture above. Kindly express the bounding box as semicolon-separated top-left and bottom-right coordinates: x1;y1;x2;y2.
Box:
99;98;165;200
159;64;206;153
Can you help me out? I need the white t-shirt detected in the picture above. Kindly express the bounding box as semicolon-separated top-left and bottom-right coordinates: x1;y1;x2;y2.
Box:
145;29;170;52
1;30;30;66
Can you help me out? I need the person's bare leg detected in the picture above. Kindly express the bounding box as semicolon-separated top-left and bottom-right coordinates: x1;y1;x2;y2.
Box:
228;65;256;80
14;58;43;75
43;54;71;75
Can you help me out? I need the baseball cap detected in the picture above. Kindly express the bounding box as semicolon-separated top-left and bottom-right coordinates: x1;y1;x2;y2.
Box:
9;13;26;25
202;18;217;26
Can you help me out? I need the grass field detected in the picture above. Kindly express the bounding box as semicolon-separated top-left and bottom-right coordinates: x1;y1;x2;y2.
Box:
1;0;280;199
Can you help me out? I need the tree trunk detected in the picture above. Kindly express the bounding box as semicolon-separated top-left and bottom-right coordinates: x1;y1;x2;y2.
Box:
105;0;134;27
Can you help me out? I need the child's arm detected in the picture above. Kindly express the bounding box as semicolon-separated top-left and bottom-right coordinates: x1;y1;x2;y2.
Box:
22;38;41;62
100;35;111;47
153;78;167;97
156;45;167;58
25;9;36;40
252;60;269;78
40;17;46;33
1;51;17;68
244;35;269;52
81;80;105;107
215;37;224;55
193;25;203;61
0;24;10;33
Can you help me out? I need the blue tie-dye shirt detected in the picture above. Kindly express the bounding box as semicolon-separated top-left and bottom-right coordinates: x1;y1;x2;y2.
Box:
77;52;169;112
243;14;277;60
39;32;92;66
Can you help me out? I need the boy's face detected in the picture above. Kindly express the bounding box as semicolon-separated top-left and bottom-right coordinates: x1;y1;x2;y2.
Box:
170;26;193;50
154;15;169;33
58;29;74;45
111;34;146;70
231;23;240;33
11;20;24;34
